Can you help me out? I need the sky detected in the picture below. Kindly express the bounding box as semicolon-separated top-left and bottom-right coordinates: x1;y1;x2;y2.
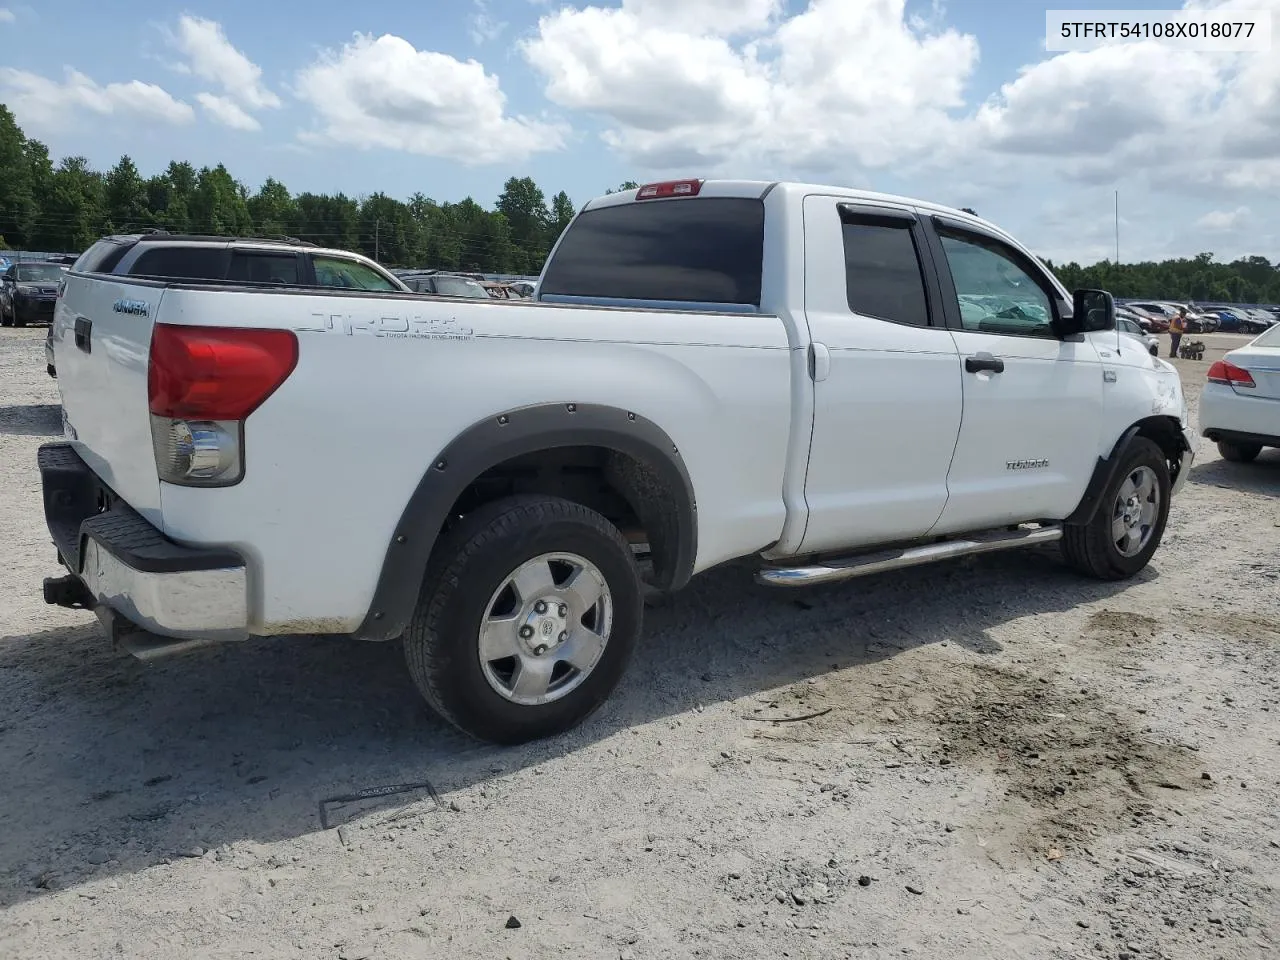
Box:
0;0;1277;265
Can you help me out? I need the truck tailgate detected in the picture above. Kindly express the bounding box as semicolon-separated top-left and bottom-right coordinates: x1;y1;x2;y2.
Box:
52;275;163;527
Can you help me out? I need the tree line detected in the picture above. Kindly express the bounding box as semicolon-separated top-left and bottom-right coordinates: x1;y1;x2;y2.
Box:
0;106;635;275
2;103;1277;297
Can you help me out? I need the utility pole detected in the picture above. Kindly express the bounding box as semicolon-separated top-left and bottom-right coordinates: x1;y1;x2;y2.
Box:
1114;190;1120;264
374;218;381;262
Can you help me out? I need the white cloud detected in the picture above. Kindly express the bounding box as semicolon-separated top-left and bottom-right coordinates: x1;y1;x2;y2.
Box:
294;32;566;165
521;0;1280;184
521;0;978;175
0;66;194;129
196;92;261;131
1196;206;1251;232
470;0;507;43
170;15;280;111
0;8;15;24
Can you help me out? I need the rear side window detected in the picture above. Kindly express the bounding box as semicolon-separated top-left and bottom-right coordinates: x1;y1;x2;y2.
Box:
74;239;135;274
228;251;300;285
130;246;228;280
539;197;765;306
841;220;931;327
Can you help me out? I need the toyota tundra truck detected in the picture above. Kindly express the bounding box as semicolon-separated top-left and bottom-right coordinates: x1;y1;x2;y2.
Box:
39;179;1195;745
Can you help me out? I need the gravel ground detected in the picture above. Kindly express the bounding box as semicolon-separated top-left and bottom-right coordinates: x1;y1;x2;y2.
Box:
1;326;1277;960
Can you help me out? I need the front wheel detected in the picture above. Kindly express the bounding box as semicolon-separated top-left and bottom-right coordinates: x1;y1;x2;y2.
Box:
403;495;644;745
1062;437;1171;580
1218;440;1261;463
0;306;11;327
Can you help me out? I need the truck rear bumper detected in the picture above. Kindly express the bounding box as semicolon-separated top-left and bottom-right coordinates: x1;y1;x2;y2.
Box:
38;442;248;641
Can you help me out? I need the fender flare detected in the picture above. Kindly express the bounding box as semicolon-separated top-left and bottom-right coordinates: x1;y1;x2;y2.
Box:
356;402;697;641
1066;418;1188;527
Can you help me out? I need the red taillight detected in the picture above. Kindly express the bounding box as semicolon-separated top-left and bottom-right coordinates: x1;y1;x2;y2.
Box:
1206;359;1255;388
148;324;299;420
635;179;703;200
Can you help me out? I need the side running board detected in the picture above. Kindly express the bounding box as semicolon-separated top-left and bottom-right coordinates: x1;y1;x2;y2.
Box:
756;524;1063;588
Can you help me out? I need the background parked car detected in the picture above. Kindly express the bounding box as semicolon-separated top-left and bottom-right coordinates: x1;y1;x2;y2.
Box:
0;261;66;327
1117;316;1160;355
399;272;493;298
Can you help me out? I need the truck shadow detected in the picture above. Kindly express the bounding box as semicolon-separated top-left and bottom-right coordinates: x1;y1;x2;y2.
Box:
1189;451;1280;498
0;546;1144;907
0;403;61;437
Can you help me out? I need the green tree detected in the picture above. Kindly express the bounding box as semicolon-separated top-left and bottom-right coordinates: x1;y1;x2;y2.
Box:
0;105;36;247
43;157;105;251
189;164;252;235
248;177;295;237
550;190;576;238
103;155;151;232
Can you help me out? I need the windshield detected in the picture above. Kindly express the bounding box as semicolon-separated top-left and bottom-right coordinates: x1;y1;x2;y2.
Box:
435;277;490;298
15;263;65;282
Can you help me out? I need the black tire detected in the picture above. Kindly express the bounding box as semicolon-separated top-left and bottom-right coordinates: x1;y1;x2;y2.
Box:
0;306;10;328
12;312;25;328
1218;440;1261;463
1062;437;1171;580
403;494;643;745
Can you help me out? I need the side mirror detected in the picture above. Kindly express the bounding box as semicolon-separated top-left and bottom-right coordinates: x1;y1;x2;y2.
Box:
1055;289;1114;337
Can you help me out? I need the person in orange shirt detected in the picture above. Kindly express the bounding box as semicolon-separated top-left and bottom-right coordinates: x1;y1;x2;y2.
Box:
1169;307;1187;358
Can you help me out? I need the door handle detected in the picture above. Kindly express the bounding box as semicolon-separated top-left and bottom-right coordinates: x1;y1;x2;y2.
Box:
965;352;1004;374
74;316;92;354
808;341;831;382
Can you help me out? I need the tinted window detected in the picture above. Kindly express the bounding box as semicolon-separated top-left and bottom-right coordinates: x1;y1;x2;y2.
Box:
539;197;765;306
74;239;135;274
228;251;300;285
842;221;930;326
130;246;229;280
937;228;1054;338
312;256;399;291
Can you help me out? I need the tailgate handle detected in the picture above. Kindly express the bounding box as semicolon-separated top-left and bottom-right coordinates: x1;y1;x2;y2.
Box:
74;316;92;354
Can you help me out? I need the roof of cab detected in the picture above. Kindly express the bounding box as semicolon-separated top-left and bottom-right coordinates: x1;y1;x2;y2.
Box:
582;178;1002;239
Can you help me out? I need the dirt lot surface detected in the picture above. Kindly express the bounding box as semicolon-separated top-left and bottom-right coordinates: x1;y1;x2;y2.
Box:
1;327;1277;960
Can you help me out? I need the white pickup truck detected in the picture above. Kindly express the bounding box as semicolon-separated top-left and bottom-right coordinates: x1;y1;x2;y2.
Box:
40;179;1195;744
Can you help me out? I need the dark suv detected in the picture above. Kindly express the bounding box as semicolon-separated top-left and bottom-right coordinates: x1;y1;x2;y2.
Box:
1;261;67;327
72;233;410;292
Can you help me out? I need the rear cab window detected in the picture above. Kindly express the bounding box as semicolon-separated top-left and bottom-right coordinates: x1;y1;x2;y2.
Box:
538;196;765;309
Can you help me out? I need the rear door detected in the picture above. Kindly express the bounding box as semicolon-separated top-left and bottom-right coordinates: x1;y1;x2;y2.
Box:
798;198;963;554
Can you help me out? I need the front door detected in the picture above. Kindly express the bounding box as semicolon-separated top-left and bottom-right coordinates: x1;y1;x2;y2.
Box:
923;216;1104;534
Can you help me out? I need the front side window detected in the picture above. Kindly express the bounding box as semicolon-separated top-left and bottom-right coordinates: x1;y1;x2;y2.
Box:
937;228;1054;338
312;256;398;291
841;219;931;327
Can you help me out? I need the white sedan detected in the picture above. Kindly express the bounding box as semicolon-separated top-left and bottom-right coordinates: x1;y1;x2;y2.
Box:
1200;324;1280;462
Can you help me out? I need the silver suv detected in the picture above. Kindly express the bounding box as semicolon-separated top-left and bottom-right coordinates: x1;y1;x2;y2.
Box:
72;232;408;292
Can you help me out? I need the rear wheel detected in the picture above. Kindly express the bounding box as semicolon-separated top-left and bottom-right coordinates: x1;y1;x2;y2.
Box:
1062;437;1170;580
1218;440;1261;463
403;494;644;745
